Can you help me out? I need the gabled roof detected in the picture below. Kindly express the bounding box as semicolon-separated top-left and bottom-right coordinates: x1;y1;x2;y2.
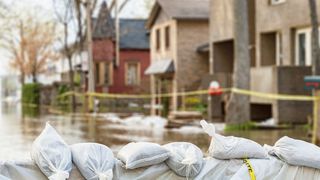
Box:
93;1;115;39
146;0;209;29
93;2;149;50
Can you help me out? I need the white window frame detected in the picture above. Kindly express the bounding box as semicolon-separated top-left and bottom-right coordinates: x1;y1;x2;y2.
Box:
125;62;141;86
276;32;282;65
295;28;312;66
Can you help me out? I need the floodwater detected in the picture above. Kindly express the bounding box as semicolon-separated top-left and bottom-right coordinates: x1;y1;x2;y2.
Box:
0;103;310;161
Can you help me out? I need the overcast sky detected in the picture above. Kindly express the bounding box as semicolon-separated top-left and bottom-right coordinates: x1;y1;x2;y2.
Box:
0;0;154;76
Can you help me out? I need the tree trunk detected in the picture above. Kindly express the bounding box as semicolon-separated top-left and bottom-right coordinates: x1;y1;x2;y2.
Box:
309;0;320;144
86;1;95;112
225;0;251;124
20;72;25;86
32;72;37;83
64;22;76;112
309;0;320;75
68;56;76;112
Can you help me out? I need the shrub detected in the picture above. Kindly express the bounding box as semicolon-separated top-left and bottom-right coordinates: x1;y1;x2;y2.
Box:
56;84;70;106
22;83;41;105
22;83;41;117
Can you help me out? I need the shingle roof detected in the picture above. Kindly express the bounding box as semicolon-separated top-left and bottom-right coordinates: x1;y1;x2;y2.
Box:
93;1;115;39
119;19;149;50
147;0;209;28
93;2;149;50
158;0;209;20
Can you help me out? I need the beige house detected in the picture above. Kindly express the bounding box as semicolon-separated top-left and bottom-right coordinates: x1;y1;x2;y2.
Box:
146;0;210;116
210;0;318;124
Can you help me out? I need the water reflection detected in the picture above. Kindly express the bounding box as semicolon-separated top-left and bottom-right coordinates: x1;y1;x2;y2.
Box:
0;104;310;161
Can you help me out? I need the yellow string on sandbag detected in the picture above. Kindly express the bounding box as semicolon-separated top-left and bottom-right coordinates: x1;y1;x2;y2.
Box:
243;159;256;180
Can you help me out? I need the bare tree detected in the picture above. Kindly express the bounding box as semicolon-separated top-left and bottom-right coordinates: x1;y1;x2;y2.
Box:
225;0;251;124
53;0;77;111
25;20;58;83
4;21;28;85
2;14;58;84
53;0;100;112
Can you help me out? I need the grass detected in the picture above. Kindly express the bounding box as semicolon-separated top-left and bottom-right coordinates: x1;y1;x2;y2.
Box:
224;121;257;132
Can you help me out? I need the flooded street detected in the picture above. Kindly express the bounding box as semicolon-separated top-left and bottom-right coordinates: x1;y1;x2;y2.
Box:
0;103;311;161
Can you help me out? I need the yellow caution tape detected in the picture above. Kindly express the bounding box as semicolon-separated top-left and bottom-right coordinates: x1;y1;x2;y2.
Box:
58;87;317;101
313;99;319;144
243;159;256;180
232;88;317;101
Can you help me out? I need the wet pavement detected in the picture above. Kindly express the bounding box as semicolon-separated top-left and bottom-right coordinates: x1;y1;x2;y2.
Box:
0;103;310;161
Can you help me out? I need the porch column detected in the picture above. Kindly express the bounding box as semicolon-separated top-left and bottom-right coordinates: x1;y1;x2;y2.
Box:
151;75;156;115
172;75;178;112
157;78;162;116
315;90;320;145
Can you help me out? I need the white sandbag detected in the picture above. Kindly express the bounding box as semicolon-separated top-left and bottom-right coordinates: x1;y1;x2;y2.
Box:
112;159;173;180
0;175;10;180
71;143;114;180
200;120;268;159
264;136;320;169
117;142;170;169
163;142;203;178
31;123;72;180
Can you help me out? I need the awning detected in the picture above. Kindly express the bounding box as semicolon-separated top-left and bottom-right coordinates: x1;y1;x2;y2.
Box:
196;42;209;53
145;59;175;75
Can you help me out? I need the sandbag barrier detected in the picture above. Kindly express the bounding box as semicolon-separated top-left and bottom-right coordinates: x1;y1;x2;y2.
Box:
3;121;320;180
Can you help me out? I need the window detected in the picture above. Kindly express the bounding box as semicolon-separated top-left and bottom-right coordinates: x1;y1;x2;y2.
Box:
165;26;170;49
270;0;286;5
95;62;113;85
156;29;161;50
95;63;100;85
298;33;306;66
104;63;113;85
295;28;311;66
125;62;140;86
276;32;283;65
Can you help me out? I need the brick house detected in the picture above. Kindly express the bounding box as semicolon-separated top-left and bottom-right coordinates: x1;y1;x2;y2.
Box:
209;0;317;124
145;0;210;116
92;2;150;94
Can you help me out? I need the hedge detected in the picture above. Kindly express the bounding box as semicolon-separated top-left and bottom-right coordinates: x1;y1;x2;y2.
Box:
22;83;41;105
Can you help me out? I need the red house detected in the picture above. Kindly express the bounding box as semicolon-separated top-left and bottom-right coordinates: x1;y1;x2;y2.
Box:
92;2;150;94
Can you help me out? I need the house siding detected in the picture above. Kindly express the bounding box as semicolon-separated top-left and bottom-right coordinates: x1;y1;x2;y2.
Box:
108;50;150;94
93;40;150;94
209;0;314;124
176;20;209;91
93;39;114;62
256;0;320;66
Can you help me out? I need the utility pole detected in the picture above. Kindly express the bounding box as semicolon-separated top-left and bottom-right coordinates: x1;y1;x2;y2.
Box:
309;0;320;144
226;0;251;124
86;0;95;111
115;0;120;67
